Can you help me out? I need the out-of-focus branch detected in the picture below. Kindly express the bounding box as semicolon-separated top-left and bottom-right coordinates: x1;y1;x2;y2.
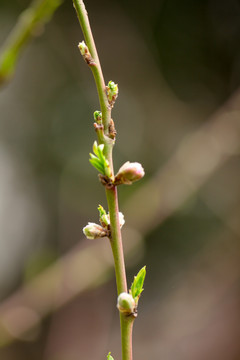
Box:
0;89;240;346
0;0;63;85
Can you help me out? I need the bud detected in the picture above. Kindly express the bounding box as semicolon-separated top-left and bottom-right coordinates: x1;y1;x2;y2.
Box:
83;222;106;239
98;205;125;229
78;41;95;65
118;212;125;228
114;161;145;185
107;352;114;360
106;80;118;107
78;41;88;56
98;205;110;227
94;111;102;124
117;292;136;315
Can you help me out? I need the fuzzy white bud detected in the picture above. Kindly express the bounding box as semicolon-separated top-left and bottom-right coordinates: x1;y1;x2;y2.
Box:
83;222;106;239
117;292;136;315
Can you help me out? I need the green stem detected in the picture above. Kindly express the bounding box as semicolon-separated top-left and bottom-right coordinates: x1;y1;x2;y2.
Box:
106;187;127;294
121;315;134;360
72;1;134;359
72;0;111;133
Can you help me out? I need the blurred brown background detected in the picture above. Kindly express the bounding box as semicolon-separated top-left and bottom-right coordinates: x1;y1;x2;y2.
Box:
1;0;240;359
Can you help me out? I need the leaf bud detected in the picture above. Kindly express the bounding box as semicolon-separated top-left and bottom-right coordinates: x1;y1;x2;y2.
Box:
83;222;106;239
78;41;95;65
114;161;145;185
107;352;114;360
98;205;110;227
106;80;118;107
94;111;102;124
78;41;88;55
117;292;136;315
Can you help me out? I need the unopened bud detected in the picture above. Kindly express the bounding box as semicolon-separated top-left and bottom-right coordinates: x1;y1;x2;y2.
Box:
98;205;125;229
83;222;106;239
94;111;102;124
107;352;114;360
98;205;110;227
114;161;145;185
117;292;135;315
118;212;125;228
78;41;95;65
106;80;118;107
78;41;88;55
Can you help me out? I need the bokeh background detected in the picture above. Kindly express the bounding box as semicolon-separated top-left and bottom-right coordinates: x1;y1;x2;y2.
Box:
1;0;240;359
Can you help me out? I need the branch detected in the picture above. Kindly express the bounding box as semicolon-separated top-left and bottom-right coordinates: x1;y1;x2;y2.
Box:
0;0;63;86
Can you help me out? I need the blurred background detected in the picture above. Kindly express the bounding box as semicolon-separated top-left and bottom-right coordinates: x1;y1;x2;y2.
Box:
0;0;240;359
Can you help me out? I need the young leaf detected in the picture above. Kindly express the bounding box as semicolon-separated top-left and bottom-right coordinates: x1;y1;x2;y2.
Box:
89;141;112;178
89;156;105;174
107;352;114;360
98;204;107;218
130;266;146;302
92;140;98;155
98;204;110;227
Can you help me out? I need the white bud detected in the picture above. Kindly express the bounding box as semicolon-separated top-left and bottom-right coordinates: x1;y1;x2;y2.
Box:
118;212;125;228
83;222;106;239
117;292;135;315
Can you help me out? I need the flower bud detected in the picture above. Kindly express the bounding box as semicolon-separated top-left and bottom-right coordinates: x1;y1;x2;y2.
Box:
117;292;136;315
118;212;125;228
83;222;106;239
114;161;145;185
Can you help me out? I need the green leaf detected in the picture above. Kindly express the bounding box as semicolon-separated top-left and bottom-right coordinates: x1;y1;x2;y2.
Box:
107;352;114;360
89;141;112;178
89;158;105;174
130;266;146;303
92;140;98;154
98;205;107;217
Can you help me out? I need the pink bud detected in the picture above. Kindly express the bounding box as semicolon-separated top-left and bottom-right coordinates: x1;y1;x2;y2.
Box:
114;161;145;185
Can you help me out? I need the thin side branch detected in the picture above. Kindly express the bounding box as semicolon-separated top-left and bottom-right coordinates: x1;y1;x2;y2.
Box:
0;0;63;85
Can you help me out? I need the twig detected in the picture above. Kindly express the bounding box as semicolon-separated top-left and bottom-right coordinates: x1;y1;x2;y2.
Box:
73;1;146;359
0;0;63;85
